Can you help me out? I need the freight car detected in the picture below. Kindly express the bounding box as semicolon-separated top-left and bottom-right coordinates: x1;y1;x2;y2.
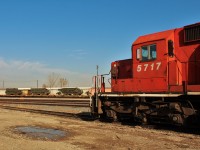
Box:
58;88;83;96
6;88;22;96
4;87;86;97
91;22;200;126
29;88;50;96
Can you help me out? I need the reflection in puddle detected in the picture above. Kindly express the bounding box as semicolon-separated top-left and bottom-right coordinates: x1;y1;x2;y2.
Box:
14;126;67;141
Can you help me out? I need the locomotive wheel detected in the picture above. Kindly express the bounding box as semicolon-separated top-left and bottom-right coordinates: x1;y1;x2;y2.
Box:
134;112;148;125
104;109;118;122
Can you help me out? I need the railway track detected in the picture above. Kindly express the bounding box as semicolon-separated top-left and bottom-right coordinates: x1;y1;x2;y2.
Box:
0;96;93;121
0;97;90;107
0;105;93;121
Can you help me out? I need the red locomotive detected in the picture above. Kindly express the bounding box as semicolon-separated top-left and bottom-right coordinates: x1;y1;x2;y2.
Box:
91;22;200;126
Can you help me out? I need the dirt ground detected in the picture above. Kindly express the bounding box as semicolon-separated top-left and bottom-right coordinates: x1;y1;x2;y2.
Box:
1;107;200;150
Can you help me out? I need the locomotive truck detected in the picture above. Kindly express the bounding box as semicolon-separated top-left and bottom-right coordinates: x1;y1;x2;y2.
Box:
91;22;200;126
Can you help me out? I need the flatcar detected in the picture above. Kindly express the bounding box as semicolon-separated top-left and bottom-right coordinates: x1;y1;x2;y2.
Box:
29;88;50;96
91;22;200;126
58;88;83;96
5;88;22;96
4;87;86;97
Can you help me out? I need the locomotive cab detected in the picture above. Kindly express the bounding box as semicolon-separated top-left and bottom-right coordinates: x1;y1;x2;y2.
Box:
111;29;177;93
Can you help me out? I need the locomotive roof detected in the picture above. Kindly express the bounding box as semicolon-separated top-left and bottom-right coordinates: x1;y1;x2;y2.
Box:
133;29;175;45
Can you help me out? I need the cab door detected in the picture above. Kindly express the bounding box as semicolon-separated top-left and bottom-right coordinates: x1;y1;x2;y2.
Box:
133;41;168;92
188;45;200;85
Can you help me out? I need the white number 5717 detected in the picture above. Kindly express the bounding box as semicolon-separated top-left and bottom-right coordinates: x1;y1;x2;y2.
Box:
137;62;161;72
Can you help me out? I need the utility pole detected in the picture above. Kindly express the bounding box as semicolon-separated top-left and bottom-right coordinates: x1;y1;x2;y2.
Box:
96;65;99;91
37;80;38;88
96;65;99;107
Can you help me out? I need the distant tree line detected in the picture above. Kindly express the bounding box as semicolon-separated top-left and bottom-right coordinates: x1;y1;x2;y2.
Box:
42;72;68;88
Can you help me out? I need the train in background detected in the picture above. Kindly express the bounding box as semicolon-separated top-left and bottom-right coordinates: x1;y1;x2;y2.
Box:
91;22;200;126
3;87;90;97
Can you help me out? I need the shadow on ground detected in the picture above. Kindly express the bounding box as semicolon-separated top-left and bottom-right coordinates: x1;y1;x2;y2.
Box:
1;105;200;136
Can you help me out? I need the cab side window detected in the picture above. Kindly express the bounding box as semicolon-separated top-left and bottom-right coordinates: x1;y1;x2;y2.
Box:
150;45;156;59
141;44;156;61
142;46;148;61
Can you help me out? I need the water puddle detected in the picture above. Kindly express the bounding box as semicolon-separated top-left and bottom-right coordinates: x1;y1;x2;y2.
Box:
14;126;67;141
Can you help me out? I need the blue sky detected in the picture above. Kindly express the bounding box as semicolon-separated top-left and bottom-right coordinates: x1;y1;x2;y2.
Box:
0;0;200;88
